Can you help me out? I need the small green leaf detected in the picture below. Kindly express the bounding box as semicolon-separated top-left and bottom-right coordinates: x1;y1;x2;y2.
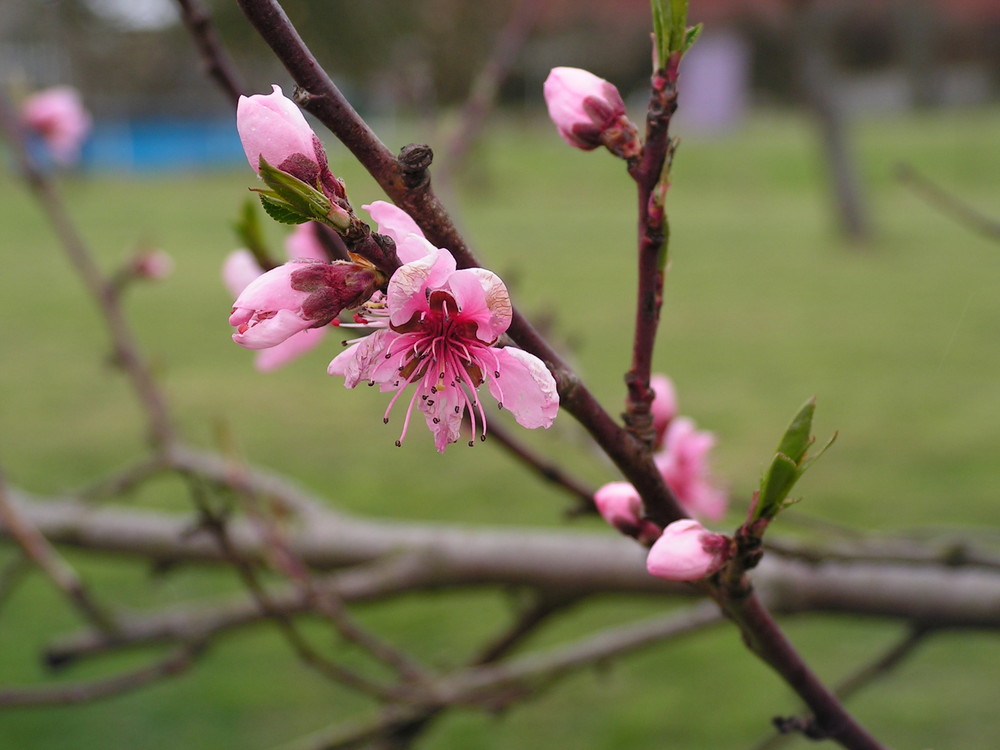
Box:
667;0;690;54
258;157;332;221
753;398;835;522
683;23;703;53
258;194;308;225
757;453;800;517
650;0;668;67
776;397;816;466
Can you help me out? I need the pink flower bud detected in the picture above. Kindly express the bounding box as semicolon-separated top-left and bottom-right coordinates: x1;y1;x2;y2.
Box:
594;482;661;544
20;86;92;165
229;259;381;350
543;67;638;157
650;373;678;448
130;250;173;281
237;85;321;179
646;520;730;582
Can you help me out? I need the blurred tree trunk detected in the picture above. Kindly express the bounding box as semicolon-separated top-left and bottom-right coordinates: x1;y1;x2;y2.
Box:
790;0;871;243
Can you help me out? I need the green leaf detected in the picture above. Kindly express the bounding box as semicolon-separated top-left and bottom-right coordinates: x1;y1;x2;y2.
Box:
258;194;308;225
667;0;690;54
757;453;800;517
258;157;332;222
752;398;836;522
776;397;816;466
683;23;703;53
650;0;668;67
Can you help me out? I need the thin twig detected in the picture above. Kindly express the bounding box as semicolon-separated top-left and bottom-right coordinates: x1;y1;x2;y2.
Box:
275;602;723;750
364;594;579;750
482;418;597;511
897;163;1000;241
174;0;246;106
0;643;202;709
183;477;395;699
226;455;431;684
45;553;431;667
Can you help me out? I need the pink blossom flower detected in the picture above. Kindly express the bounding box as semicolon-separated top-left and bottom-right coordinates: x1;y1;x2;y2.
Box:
20;86;92;165
237;85;327;184
655;417;728;521
594;482;661;544
328;248;559;452
224;223;335;371
543;67;639;157
646;519;730;582
650;373;678;448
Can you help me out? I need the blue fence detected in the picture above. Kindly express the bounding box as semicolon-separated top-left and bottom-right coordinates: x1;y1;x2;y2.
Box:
80;117;245;172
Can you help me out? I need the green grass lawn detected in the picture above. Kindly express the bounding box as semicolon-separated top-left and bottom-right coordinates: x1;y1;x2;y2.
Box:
2;106;1000;749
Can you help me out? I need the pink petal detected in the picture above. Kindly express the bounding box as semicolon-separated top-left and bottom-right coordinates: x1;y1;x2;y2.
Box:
232;309;311;350
254;326;326;372
328;329;393;388
387;249;456;328
650;373;678;445
419;384;464;453
364;201;433;264
447;268;511;342
487;348;559;429
222;249;263;297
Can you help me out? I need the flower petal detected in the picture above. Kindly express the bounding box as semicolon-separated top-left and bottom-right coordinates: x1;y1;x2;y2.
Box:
387;249;456;328
487;348;559;429
328;328;393;388
418;384;464;453
447;267;511;342
232;309;311;350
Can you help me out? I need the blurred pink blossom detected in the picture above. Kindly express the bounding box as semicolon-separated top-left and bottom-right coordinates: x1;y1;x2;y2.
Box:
328;247;559;452
646;519;729;582
543;67;638;157
20;86;92;165
593;481;661;544
130;250;173;281
655;417;728;521
650;373;678;448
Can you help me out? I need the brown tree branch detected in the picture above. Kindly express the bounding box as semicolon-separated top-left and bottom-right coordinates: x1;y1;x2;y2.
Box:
5;491;1000;630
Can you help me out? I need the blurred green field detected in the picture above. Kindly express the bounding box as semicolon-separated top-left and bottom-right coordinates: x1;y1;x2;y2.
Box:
2;107;1000;749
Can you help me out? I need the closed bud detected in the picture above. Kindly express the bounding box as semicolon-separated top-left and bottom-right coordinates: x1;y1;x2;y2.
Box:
646;520;730;582
543;67;640;158
230;259;382;350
